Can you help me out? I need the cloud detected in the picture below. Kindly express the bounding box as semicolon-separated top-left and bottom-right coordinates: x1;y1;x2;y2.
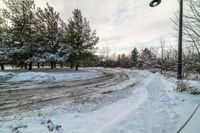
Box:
0;0;179;54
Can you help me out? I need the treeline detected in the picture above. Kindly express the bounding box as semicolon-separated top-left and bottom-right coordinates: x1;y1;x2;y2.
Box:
100;46;200;74
0;0;99;71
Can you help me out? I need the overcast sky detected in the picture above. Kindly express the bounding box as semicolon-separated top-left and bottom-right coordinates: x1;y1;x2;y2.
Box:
0;0;179;54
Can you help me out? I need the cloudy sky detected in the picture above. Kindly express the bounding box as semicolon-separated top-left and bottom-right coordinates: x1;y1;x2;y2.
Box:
0;0;179;54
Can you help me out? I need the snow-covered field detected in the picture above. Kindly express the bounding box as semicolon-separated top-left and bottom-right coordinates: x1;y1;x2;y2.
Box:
0;68;199;133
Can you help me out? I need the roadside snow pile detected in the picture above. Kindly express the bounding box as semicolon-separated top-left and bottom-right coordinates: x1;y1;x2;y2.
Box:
8;72;55;83
52;71;101;81
6;70;101;83
188;80;200;91
0;72;15;80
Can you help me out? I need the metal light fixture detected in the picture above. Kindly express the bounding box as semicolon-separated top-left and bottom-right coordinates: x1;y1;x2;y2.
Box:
149;0;161;7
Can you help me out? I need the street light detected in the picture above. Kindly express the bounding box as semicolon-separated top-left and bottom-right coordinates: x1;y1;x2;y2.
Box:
150;0;183;79
149;0;161;7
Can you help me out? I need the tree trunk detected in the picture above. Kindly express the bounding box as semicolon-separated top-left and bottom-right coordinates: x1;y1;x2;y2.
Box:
42;63;44;68
75;63;79;71
1;64;4;70
25;64;27;70
51;61;54;69
37;63;40;68
29;62;32;71
54;62;56;68
61;63;63;68
70;63;74;69
75;49;80;71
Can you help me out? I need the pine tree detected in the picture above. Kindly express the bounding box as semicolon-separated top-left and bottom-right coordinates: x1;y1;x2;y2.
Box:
36;3;62;69
2;0;37;70
66;9;99;71
0;14;5;70
131;48;139;66
141;48;156;67
57;19;74;66
0;9;11;70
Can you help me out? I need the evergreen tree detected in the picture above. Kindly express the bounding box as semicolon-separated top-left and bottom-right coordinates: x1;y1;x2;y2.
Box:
141;48;156;67
57;19;74;66
2;0;37;70
0;9;11;70
0;13;6;70
36;3;62;69
66;9;99;71
0;12;3;45
1;3;98;70
131;48;139;66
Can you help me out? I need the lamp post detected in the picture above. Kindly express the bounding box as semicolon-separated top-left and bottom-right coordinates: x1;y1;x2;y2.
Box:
150;0;183;79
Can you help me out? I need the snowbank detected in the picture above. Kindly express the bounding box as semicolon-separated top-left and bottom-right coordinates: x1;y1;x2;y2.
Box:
51;71;101;81
188;80;200;91
0;72;15;80
8;72;55;83
5;70;101;83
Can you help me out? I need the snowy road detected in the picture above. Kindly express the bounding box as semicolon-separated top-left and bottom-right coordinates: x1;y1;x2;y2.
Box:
0;69;130;118
0;68;200;133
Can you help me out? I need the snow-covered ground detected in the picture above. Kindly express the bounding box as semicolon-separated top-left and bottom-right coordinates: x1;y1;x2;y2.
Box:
0;69;102;84
0;69;199;133
0;72;15;80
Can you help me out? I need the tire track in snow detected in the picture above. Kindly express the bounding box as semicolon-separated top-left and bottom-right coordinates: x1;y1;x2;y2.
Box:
0;69;130;119
93;87;148;133
102;72;177;133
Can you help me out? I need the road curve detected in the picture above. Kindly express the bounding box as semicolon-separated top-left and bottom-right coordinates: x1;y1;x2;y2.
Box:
0;69;130;118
